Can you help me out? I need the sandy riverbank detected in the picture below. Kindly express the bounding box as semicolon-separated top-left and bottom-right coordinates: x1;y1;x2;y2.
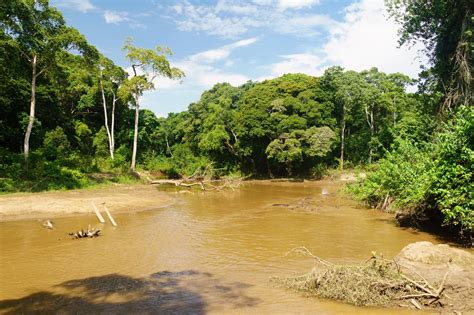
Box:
0;184;175;222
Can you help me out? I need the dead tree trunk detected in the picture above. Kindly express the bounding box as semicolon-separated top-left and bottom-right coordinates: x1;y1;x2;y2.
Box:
131;93;140;171
99;74;114;159
340;106;346;171
24;54;37;162
110;89;117;158
364;103;375;164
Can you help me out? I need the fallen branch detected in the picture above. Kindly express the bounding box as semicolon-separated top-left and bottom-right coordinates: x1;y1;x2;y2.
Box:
273;248;449;307
283;246;333;267
151;177;243;191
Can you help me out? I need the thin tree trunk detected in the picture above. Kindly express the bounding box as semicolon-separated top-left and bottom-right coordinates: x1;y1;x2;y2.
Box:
24;54;37;162
364;104;375;164
130;94;140;171
111;90;117;159
369;107;374;164
339;107;346;170
165;132;173;157
392;97;397;127
100;75;113;159
266;158;274;178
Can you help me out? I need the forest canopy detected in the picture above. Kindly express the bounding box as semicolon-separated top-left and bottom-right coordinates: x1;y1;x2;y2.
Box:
0;0;472;237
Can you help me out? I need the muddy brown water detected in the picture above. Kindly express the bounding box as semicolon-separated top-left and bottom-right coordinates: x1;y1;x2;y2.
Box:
0;180;443;314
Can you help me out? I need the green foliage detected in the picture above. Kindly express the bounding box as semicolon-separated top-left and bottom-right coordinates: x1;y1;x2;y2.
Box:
145;144;211;179
386;0;472;110
350;140;435;208
351;106;473;233
304;127;337;158
430;106;473;231
266;136;302;174
93;127;109;157
42;127;70;159
266;126;336;175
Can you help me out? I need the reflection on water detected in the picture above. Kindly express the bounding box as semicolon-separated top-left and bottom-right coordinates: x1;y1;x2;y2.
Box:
0;180;441;314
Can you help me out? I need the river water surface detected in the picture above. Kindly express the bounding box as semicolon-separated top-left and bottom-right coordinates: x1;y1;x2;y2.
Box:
0;180;442;314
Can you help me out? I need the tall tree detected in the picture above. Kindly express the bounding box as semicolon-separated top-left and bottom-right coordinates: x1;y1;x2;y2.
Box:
122;37;184;171
97;56;126;159
322;68;364;170
0;0;92;161
386;0;472;112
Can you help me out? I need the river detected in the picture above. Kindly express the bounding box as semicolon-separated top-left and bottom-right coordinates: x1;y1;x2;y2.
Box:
0;180;442;314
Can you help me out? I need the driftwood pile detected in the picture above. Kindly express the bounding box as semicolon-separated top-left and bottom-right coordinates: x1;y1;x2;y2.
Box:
149;163;244;191
68;225;101;239
41;203;116;240
272;247;449;309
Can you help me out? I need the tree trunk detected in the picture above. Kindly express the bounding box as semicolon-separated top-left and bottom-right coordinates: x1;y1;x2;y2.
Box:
111;91;117;158
100;76;114;159
266;158;274;178
339;108;346;170
364;104;375;164
24;54;37;162
392;97;397;127
130;94;140;171
165;132;173;157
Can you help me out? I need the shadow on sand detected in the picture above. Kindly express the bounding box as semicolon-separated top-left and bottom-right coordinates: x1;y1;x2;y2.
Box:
0;270;260;314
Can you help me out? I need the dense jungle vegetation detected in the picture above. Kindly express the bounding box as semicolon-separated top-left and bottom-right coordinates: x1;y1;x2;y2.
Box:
0;0;472;237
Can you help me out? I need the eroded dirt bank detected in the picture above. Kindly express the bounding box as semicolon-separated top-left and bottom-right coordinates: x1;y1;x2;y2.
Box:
0;184;175;221
395;241;474;313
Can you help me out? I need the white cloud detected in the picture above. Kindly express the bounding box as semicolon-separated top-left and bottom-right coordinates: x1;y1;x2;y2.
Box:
54;0;96;12
322;0;426;78
102;10;146;29
167;38;257;88
189;37;258;63
147;61;249;91
277;14;337;36
278;0;320;10
230;37;259;48
103;11;129;24
169;1;332;38
270;53;324;77
216;0;259;14
172;2;257;38
127;38;257;112
190;49;230;63
257;0;426;82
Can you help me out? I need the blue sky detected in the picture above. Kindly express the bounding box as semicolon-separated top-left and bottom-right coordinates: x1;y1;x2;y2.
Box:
51;0;426;117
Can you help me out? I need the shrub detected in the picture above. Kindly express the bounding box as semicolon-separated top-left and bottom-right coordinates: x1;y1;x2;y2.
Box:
430;106;473;232
42;127;70;160
350;106;473;234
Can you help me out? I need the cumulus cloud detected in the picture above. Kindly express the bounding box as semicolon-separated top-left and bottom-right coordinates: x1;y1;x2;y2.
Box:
170;2;261;38
169;0;332;38
269;53;324;77
322;0;426;78
103;11;129;24
276;14;337;36
129;38;257;113
278;0;320;10
102;11;146;29
189;37;258;63
53;0;96;12
161;37;257;88
255;0;426;82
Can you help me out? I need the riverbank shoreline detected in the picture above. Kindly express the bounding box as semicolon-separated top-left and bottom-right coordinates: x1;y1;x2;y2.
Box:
0;171;359;223
0;184;175;222
0;170;366;223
